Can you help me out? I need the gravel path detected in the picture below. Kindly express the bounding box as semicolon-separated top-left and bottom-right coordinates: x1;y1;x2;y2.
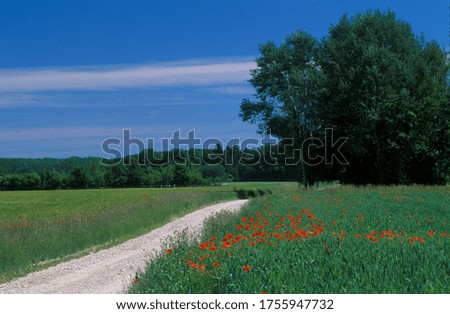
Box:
0;199;249;294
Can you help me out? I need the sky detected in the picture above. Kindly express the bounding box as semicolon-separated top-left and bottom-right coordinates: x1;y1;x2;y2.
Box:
0;0;447;158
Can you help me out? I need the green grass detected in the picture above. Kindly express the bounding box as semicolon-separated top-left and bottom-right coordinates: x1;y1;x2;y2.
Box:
0;182;297;282
129;185;450;294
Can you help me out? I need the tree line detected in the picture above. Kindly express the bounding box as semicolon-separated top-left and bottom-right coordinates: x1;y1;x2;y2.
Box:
0;145;298;191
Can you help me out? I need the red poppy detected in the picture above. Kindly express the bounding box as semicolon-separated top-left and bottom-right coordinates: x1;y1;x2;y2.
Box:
166;248;173;254
132;279;140;285
190;263;200;269
222;241;231;248
209;245;217;251
242;265;251;272
213;262;220;268
414;236;425;243
211;235;217;241
199;266;206;272
428;231;435;237
250;241;256;247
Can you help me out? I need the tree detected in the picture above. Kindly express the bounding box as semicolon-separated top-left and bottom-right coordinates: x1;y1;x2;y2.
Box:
240;30;324;188
320;10;449;184
68;167;89;189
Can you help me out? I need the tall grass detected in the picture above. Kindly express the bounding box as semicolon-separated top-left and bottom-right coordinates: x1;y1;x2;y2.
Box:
130;186;450;294
0;183;296;282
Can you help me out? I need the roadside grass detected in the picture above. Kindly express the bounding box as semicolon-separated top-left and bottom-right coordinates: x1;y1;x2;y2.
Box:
0;182;297;282
129;185;450;294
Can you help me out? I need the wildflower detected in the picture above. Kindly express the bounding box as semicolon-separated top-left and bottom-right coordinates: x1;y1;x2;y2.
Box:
165;248;173;254
371;238;379;243
222;241;231;248
333;221;337;225
414;236;425;243
250;242;256;247
199;265;206;272
242;265;251;272
427;231;435;237
355;234;362;238
213;262;220;268
211;235;217;241
209;245;218;251
132;279;140;285
190;263;200;269
185;259;192;264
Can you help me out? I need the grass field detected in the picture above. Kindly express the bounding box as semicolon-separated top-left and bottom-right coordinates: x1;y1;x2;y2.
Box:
129;185;450;294
0;182;297;282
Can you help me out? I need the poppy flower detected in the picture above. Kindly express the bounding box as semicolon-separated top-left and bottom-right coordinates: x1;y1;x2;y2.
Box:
250;241;256;247
213;262;220;268
166;248;173;254
132;279;140;285
199;266;206;272
211;235;217;241
242;265;251;272
209;245;218;251
190;263;200;269
222;241;231;248
428;231;435;237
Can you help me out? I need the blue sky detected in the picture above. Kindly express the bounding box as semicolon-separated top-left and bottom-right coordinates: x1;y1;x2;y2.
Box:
0;0;447;158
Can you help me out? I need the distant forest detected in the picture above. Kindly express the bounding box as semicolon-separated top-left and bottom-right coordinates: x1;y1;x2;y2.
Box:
0;145;299;191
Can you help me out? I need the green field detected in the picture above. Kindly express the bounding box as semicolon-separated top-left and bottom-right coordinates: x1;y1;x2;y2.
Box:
129;185;450;294
0;182;297;282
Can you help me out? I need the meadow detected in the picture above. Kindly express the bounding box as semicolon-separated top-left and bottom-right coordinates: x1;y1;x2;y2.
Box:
129;185;450;294
0;182;296;282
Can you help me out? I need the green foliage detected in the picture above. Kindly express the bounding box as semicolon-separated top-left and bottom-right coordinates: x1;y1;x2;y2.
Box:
320;10;449;185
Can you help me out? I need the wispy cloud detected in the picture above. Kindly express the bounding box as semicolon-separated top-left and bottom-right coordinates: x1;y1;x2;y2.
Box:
0;126;183;142
0;58;256;92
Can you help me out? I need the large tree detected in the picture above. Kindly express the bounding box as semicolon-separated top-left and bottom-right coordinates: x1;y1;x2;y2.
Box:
320;10;449;184
240;30;324;188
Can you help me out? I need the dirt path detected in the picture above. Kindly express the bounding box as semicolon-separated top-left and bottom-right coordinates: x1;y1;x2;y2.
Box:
0;199;249;294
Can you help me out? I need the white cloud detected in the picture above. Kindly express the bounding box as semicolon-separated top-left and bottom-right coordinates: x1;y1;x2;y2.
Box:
0;127;162;142
0;59;256;92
